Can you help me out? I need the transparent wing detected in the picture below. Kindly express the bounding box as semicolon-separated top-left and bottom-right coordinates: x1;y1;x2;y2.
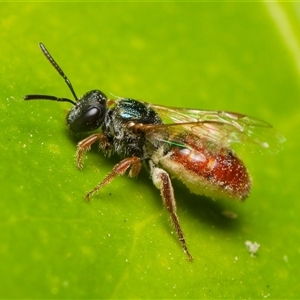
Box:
140;102;286;153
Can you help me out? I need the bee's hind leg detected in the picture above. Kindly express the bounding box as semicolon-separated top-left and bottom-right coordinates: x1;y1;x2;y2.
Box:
149;161;193;261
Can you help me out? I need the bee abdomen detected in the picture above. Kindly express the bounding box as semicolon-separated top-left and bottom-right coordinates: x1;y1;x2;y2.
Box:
159;134;251;201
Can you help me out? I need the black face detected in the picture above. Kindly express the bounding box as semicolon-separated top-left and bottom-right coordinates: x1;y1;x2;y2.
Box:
67;90;107;134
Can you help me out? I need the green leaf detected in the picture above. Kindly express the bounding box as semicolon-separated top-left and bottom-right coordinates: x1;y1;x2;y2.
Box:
1;2;299;298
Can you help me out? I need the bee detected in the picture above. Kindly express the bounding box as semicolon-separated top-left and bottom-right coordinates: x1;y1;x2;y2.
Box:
24;43;285;261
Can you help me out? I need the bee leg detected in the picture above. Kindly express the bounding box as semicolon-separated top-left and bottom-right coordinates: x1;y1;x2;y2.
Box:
150;162;193;261
85;156;141;201
76;133;111;170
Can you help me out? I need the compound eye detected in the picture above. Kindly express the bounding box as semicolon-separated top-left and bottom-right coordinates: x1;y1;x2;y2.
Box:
67;89;107;134
69;107;102;133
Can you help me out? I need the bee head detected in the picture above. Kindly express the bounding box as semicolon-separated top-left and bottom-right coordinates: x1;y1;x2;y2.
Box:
24;43;107;134
66;89;107;134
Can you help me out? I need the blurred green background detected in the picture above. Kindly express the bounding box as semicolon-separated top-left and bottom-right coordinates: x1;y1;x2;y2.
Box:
0;2;299;298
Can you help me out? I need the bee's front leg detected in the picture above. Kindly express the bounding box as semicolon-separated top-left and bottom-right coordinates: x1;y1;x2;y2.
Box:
76;133;111;170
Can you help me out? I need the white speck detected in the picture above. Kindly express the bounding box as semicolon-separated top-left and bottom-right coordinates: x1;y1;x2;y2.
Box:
283;255;288;263
245;240;260;256
107;233;111;237
261;142;270;148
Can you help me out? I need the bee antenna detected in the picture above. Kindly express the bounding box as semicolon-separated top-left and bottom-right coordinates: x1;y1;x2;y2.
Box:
39;42;79;101
24;94;76;105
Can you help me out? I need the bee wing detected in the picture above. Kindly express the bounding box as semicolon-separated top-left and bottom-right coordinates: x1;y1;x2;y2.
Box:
141;102;285;153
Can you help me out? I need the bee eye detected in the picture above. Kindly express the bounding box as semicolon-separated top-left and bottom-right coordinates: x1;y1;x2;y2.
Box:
69;107;103;133
67;90;107;133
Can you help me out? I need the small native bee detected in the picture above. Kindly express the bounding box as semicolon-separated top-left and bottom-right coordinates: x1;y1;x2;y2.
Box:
24;43;285;260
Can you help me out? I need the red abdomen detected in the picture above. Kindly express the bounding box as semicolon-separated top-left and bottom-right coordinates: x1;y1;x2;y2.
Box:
159;134;251;201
